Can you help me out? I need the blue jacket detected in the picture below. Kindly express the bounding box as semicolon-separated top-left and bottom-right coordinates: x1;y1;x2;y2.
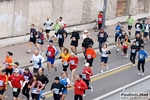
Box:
115;25;121;35
138;50;148;60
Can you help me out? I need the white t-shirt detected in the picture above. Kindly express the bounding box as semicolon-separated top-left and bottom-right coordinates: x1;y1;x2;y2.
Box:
59;20;66;27
101;48;108;57
45;20;53;30
145;24;149;32
82;34;86;42
31;54;45;68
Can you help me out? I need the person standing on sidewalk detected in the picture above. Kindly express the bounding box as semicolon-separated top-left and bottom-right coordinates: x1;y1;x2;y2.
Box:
100;44;111;73
3;52;13;76
46;40;58;76
70;28;80;55
97;28;108;55
59;48;70;77
51;77;64;100
85;45;96;68
127;14;134;37
130;41;138;67
30;50;45;74
27;24;37;54
43;17;53;41
54;19;60;45
137;45;148;76
81;30;88;58
56;25;68;52
59;71;71;100
37;28;45;55
98;11;103;30
114;22;121;52
8;69;25;100
74;74;87;100
67;53;79;84
82;63;93;97
37;68;49;100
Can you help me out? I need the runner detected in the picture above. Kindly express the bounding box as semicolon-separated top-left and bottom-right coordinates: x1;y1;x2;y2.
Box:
22;68;33;100
135;19;142;36
56;25;68;52
137;45;148;76
30;50;45;74
54;19;60;45
0;69;8;100
74;74;87;100
144;21;149;44
51;77;64;100
127;14;134;37
70;28;80;55
100;44;111;73
97;28;108;55
67;53;79;84
141;20;146;37
59;71;71;100
98;11;103;30
27;24;37;54
37;68;49;100
82;63;93;97
8;69;25;100
13;62;23;75
81;30;88;58
135;34;144;51
85;44;96;68
59;48;70;77
114;22;121;51
130;41;138;67
119;26;126;54
44;17;53;41
59;17;66;28
122;35;131;58
28;75;44;100
3;52;13;76
82;34;94;59
46;40;58;76
37;28;44;55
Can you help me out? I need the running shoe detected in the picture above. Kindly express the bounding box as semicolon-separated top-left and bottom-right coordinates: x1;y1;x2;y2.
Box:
114;45;117;48
90;86;93;92
100;70;103;73
83;94;86;97
106;65;109;70
141;73;144;76
26;50;30;54
138;72;141;76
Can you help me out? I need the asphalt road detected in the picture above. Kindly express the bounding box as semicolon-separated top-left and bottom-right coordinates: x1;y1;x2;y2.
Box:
4;42;150;100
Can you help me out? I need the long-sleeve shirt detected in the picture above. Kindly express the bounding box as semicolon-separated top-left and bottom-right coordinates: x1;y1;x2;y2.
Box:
44;20;53;30
57;29;68;40
82;67;93;80
37;74;49;90
135;23;142;32
30;28;37;39
138;50;148;60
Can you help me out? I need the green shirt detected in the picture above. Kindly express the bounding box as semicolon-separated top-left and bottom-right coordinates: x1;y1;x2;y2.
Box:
127;18;134;26
54;24;60;33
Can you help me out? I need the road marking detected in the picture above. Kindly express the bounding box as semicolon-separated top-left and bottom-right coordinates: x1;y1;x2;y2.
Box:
44;57;150;99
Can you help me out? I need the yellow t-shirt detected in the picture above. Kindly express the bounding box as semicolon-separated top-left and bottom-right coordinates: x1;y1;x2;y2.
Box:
60;53;70;62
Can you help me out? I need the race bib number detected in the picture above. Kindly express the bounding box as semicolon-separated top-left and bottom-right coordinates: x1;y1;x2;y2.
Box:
24;76;29;81
70;60;75;65
0;80;4;86
99;18;102;21
100;34;104;37
123;42;127;46
13;88;18;92
5;62;8;67
32;88;38;93
116;30;119;33
48;51;51;56
38;39;42;43
136;42;139;46
140;54;144;59
83;74;86;79
63;62;68;66
30;33;33;38
72;37;76;41
87;54;91;59
54;88;59;94
132;49;136;53
59;35;62;39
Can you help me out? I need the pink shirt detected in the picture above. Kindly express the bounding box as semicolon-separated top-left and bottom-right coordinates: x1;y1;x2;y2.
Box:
31;81;43;94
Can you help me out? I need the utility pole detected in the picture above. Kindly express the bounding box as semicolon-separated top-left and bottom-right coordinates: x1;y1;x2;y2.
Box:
102;0;108;28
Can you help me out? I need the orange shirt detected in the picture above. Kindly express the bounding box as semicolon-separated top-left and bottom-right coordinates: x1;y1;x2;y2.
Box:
0;74;8;90
5;56;13;69
85;48;96;59
60;53;70;62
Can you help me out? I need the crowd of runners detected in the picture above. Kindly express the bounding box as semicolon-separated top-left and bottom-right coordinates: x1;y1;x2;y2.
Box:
0;12;149;100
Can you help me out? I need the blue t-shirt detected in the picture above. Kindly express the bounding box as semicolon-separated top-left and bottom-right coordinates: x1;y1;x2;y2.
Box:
115;25;121;35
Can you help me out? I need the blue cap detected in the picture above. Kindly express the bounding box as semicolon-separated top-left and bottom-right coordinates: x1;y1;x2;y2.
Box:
49;40;53;43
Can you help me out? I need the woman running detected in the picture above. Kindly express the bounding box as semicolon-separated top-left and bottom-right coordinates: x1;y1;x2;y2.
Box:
59;71;71;100
28;75;44;100
122;35;131;58
100;44;111;73
37;28;44;55
81;30;88;58
59;48;70;77
3;52;13;76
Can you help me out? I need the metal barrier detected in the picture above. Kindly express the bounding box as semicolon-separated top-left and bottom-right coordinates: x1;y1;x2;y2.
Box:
93;75;150;100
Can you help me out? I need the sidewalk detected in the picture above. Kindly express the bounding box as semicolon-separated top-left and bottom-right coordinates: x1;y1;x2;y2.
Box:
0;24;135;67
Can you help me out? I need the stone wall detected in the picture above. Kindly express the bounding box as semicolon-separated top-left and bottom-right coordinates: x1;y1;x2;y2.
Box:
0;0;149;39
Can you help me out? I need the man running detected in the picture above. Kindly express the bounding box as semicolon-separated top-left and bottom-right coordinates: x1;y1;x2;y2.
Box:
70;28;80;55
46;40;58;76
13;62;23;75
44;18;53;41
137;45;148;76
135;19;142;36
59;17;66;28
114;22;121;51
127;14;134;37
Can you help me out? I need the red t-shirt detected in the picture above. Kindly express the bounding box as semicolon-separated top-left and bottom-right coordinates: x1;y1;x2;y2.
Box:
67;56;79;69
82;67;93;80
9;74;25;88
47;45;56;58
0;75;8;90
98;14;103;24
